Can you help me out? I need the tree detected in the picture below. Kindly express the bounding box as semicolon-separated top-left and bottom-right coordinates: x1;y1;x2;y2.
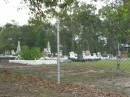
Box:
0;23;21;51
62;3;101;55
24;0;102;55
24;0;79;55
20;25;36;47
99;2;130;55
24;0;75;22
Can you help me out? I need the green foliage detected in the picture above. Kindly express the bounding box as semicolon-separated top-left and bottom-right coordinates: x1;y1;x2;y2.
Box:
20;25;36;47
20;46;42;60
0;23;21;51
30;47;42;59
0;0;130;56
20;46;31;60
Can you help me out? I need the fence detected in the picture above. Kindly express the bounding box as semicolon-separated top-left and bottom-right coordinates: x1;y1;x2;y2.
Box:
0;44;130;96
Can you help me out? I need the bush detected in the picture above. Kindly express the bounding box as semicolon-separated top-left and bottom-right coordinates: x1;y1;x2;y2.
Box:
20;46;42;60
20;46;30;60
30;47;42;60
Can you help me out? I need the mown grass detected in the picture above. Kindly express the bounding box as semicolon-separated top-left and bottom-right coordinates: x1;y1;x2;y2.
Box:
62;59;130;72
9;59;130;84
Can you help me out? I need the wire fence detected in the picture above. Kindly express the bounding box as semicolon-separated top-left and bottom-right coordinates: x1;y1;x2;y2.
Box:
0;32;130;96
0;55;130;96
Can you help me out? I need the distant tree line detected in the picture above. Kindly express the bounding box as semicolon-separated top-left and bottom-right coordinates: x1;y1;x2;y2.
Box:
0;0;130;56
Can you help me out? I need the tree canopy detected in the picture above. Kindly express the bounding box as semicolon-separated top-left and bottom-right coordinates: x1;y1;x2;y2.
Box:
0;0;130;56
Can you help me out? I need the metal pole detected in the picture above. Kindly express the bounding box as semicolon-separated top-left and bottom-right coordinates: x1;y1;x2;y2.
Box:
57;18;60;84
117;42;120;70
118;43;120;56
57;0;61;84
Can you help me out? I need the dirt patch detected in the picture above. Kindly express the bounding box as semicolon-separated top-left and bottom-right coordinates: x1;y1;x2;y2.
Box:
0;69;129;97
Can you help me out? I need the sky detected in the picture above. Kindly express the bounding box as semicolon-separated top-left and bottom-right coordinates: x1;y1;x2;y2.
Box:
0;0;30;26
0;0;105;26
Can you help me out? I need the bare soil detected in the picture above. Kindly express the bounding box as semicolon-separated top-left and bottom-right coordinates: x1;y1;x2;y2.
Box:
0;63;130;97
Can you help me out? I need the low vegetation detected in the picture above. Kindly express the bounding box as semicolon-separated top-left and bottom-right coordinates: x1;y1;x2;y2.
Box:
0;60;130;96
20;46;42;60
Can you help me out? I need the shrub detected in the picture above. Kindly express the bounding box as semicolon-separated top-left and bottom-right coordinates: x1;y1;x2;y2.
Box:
20;46;30;60
20;46;42;60
30;47;42;60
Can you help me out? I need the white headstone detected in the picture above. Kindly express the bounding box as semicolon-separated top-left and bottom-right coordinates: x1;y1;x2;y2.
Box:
69;51;77;59
47;41;51;54
85;50;91;56
11;50;16;55
97;52;101;57
16;41;21;54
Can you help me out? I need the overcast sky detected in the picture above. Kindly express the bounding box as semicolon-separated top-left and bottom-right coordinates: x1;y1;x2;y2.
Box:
0;0;105;26
0;0;30;26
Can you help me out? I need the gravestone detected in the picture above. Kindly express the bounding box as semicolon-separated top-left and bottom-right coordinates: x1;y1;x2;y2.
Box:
97;52;101;57
16;41;21;54
69;51;77;59
44;41;52;57
85;50;91;56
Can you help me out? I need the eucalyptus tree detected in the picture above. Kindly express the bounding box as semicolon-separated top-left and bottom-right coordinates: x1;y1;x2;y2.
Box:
99;0;130;55
66;3;102;55
23;0;77;54
34;22;57;53
24;0;75;21
0;23;21;51
24;0;103;55
20;25;36;47
53;2;102;55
